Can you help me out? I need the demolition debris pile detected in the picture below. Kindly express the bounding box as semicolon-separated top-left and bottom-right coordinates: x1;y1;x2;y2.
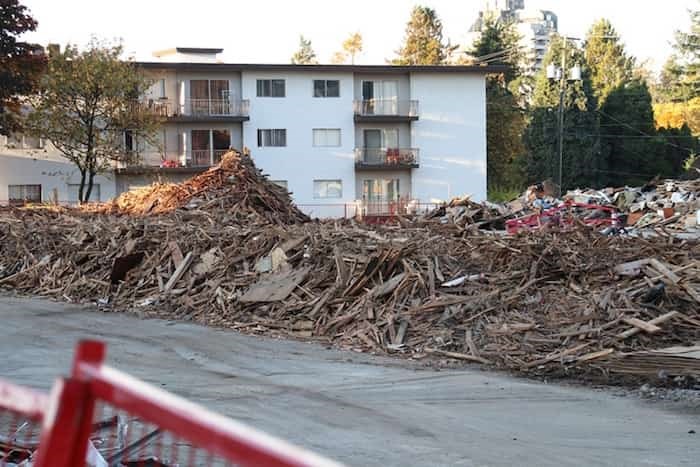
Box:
0;153;699;385
425;178;700;235
103;150;310;224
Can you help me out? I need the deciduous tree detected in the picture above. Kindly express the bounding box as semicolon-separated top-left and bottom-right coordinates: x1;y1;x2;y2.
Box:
0;0;45;135
28;39;163;203
342;32;362;65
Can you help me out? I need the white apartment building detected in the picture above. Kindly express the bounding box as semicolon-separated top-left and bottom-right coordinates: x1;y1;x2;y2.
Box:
1;47;496;218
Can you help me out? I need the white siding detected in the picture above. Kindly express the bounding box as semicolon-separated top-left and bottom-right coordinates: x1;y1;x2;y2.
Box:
242;70;356;208
410;72;487;202
0;151;116;204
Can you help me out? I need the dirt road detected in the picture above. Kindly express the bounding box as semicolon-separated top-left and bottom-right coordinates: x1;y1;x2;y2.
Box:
0;295;697;466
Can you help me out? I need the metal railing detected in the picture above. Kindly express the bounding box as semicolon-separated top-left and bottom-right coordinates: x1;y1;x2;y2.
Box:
129;99;173;117
354;148;419;167
352;99;419;117
185;99;250;117
191;149;229;167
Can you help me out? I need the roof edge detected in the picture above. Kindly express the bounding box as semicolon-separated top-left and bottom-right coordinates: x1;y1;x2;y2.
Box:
134;62;507;74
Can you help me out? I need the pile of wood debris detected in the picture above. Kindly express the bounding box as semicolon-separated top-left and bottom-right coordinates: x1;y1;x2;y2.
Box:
1;205;698;385
101;149;309;224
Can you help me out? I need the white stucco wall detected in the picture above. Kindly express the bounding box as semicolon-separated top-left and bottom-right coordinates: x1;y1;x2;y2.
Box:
410;72;487;202
241;71;356;208
0;150;116;204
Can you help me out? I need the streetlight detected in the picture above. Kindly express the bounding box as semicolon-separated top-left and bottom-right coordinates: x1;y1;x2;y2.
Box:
546;36;582;197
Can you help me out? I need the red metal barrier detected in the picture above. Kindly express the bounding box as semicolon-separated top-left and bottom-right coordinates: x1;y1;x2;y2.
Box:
0;341;343;467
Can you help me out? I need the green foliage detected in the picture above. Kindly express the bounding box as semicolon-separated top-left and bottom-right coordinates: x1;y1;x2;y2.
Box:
28;38;162;202
487;185;522;203
469;15;527;190
290;35;318;65
392;6;455;65
584;19;634;107
524;36;603;190
0;0;45;135
683;152;698;172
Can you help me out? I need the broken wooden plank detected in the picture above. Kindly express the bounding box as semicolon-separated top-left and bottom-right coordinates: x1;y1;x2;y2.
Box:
163;252;193;292
240;267;311;303
424;348;492;365
617;311;678;339
621;317;662;334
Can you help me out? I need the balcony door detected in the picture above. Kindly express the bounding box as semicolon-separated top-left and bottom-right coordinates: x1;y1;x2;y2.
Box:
191;129;231;166
363;178;400;203
189;80;229;115
362;129;398;164
361;80;398;115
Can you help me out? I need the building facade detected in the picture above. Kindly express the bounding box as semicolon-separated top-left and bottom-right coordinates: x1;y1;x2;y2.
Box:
1;48;495;218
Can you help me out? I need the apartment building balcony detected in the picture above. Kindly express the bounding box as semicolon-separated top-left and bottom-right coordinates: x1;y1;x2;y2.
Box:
353;99;419;123
168;99;250;123
354;148;419;169
191;148;229;167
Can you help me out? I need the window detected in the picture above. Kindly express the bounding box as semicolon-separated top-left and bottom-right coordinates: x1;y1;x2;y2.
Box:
68;184;101;202
257;129;287;147
313;80;340;97
8;184;41;203
312;129;341;147
256;79;285;97
271;180;288;190
149;79;165;99
124;130;135;152
313;180;342;199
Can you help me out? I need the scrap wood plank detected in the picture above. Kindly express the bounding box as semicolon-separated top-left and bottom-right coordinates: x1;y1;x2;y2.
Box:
617;311;678;339
239;266;310;303
163;252;193;292
576;348;615;362
621;317;662;334
424;348;492;365
168;241;184;268
370;272;406;298
614;259;649;277
523;342;592;368
648;258;681;284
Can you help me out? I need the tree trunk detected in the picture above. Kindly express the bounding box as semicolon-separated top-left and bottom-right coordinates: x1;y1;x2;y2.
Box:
85;166;95;203
78;168;87;204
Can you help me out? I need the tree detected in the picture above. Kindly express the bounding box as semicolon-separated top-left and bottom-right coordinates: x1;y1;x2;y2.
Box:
523;36;602;190
467;15;527;193
392;6;455;65
342;32;363;65
0;0;45;135
28;39;163;203
330;51;347;64
584;19;634;106
673;5;700;99
290;35;318;65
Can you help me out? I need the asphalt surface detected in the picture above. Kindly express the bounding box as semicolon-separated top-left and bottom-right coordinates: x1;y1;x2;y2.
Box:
0;295;697;466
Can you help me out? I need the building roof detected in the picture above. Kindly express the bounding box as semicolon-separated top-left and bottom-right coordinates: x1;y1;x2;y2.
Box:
153;47;224;57
134;62;507;74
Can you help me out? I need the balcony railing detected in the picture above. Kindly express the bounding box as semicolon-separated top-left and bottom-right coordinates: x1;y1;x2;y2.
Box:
129;99;173;117
354;148;420;168
353;99;419;117
191;149;229;167
185;99;250;117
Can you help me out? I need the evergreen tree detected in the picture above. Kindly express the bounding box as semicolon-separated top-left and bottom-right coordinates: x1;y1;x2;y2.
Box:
523;36;602;190
584;20;634;106
393;6;455;65
0;0;45;135
673;5;700;99
290;35;318;65
468;15;526;192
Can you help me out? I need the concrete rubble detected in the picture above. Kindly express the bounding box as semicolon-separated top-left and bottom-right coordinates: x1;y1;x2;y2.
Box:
0;150;698;387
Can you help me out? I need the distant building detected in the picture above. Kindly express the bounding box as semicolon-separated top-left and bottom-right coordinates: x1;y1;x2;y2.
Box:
1;47;498;214
462;0;558;75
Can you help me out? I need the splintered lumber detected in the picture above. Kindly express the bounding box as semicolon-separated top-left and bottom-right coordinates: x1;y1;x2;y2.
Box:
0;167;699;387
163;252;193;292
239;267;310;303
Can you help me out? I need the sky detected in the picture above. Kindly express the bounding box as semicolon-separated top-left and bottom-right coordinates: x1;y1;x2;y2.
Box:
19;0;697;73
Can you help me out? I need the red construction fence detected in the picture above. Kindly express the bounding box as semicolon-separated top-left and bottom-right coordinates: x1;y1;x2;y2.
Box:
0;340;343;467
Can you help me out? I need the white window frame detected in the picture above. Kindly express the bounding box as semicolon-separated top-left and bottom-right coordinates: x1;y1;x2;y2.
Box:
312;129;341;147
257;129;287;147
8;184;42;203
256;79;286;97
313;179;342;199
313;79;340;98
